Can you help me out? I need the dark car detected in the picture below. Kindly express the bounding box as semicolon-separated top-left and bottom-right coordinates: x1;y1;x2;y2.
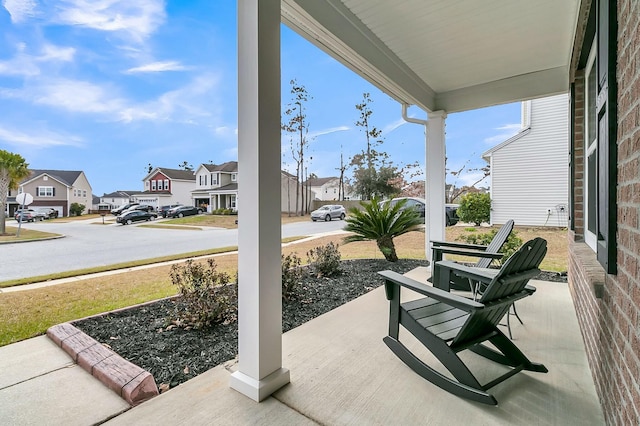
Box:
111;203;139;215
445;204;460;226
116;210;158;225
14;209;45;222
122;204;155;214
386;197;426;217
166;205;203;218
159;204;183;218
35;207;59;219
384;197;459;226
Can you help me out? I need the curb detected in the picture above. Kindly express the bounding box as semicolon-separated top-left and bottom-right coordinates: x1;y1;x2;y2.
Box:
46;323;159;406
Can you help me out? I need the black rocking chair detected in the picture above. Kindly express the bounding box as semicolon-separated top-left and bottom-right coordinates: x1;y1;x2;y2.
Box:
379;237;548;405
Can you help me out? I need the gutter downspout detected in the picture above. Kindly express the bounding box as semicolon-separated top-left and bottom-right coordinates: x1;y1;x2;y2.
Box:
401;103;447;271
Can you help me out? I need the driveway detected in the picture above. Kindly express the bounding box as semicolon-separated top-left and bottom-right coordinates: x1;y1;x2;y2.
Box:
0;217;348;282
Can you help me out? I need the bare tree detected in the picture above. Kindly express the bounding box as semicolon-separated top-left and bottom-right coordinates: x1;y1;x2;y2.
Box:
282;80;312;215
446;156;490;203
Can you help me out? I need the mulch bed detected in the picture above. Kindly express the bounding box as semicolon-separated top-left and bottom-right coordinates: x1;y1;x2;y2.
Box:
73;259;566;392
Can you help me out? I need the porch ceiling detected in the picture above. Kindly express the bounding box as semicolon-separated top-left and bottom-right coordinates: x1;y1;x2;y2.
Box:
282;0;581;113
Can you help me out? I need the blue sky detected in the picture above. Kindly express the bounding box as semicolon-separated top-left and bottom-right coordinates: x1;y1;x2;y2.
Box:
0;0;521;196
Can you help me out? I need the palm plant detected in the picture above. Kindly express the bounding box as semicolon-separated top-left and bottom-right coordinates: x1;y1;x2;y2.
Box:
0;150;30;235
343;197;423;262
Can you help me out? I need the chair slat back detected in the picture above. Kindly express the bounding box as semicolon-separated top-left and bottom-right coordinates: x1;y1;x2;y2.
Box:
475;219;515;269
452;238;547;346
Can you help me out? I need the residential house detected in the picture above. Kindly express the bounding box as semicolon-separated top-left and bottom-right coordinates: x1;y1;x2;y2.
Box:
305;177;340;201
135;168;196;209
192;161;302;213
98;190;138;211
16;169;92;217
192;161;238;212
230;3;640;421
482;94;569;227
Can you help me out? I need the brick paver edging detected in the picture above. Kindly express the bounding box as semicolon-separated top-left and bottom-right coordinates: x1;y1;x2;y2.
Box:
47;323;159;406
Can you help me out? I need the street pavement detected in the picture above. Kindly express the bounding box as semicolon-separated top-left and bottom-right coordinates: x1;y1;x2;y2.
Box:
0;217;347;282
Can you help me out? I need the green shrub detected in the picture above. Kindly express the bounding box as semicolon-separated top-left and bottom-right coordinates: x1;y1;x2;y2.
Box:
457;193;490;225
307;242;342;277
69;202;85;216
169;259;237;329
282;252;305;299
212;208;234;215
456;229;523;264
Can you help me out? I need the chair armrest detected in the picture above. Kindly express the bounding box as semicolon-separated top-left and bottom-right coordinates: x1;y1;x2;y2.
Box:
435;261;498;284
378;270;484;312
432;247;504;259
431;240;488;251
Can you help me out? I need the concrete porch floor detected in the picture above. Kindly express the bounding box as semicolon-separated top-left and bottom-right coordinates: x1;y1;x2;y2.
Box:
1;268;604;425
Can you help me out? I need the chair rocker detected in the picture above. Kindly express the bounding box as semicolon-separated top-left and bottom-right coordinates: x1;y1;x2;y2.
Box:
380;237;548;405
430;219;514;292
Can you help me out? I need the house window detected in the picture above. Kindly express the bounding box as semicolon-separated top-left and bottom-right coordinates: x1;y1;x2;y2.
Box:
38;186;54;197
231;173;237;182
584;44;597;251
83;190;87;197
151;180;156;191
230;195;237;209
212;173;218;185
164;180;169;190
576;0;617;274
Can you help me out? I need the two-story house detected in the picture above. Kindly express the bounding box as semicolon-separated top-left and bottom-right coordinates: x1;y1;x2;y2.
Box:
98;190;138;211
134;168;196;209
192;161;239;212
305;177;340;201
192;161;302;213
17;169;92;217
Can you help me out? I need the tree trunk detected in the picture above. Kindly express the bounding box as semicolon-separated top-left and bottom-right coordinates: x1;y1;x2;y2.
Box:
376;236;398;262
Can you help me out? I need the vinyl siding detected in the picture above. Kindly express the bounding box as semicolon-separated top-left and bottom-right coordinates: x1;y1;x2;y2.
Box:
488;94;569;227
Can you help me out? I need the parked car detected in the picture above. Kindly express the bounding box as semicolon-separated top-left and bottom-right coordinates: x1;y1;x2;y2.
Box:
311;204;346;222
166;205;204;218
122;204;155;214
116;210;158;225
445;204;460;226
111;203;139;215
35;207;59;219
14;209;45;222
385;197;426;217
384;197;459;226
159;204;183;218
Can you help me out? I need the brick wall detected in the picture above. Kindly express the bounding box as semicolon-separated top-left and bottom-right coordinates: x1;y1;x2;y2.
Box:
569;1;640;424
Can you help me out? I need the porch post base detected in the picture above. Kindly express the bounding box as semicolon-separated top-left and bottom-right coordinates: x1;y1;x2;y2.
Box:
230;368;290;402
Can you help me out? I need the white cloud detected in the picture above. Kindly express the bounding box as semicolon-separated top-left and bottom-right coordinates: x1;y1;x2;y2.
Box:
307;126;349;139
483;123;522;145
37;44;76;62
125;61;189;74
117;73;221;123
0;43;75;77
382;118;407;135
2;0;38;23
30;79;126;113
54;0;166;43
0;124;83;148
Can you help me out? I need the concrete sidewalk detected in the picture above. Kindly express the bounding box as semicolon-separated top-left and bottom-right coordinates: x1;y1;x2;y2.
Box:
0;270;604;425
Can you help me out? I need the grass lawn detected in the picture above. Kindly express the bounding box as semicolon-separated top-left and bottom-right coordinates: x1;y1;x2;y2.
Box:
0;225;568;347
0;226;61;242
161;212;312;229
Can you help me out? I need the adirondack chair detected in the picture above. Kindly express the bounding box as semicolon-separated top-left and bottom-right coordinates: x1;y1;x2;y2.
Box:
379;237;548;405
430;219;515;292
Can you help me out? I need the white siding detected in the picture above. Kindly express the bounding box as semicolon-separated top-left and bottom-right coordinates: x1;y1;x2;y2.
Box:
488;94;569;227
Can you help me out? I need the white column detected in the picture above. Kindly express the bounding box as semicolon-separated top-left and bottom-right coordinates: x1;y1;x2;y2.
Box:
230;0;290;402
425;111;447;265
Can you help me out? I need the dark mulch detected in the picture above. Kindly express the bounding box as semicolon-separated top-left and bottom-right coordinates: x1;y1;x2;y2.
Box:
73;259;425;391
73;259;566;391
